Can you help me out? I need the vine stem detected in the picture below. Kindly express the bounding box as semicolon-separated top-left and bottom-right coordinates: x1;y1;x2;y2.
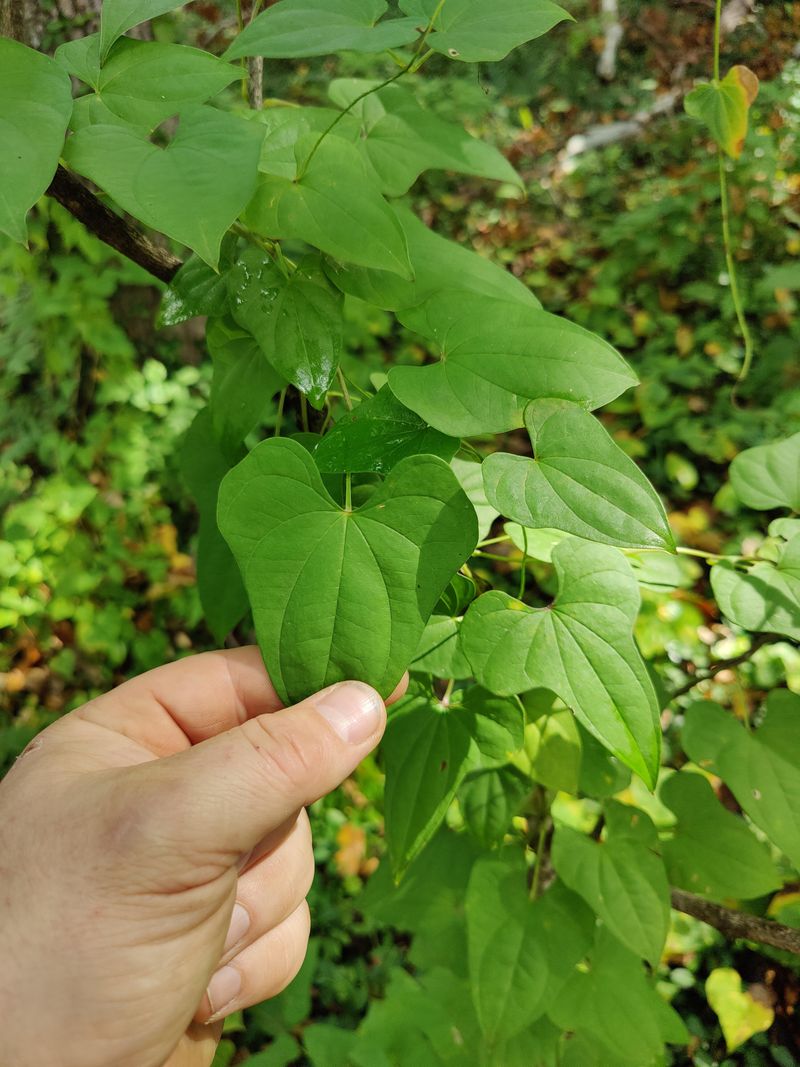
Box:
273;388;287;437
711;0;754;385
337;367;353;411
441;677;455;706
518;527;528;599
344;472;352;512
667;632;782;701
296;0;446;179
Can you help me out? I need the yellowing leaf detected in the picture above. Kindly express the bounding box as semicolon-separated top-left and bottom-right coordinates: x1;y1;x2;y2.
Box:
706;968;773;1052
684;65;759;159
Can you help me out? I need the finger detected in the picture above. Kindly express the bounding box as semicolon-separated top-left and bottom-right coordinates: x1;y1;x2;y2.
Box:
78;649;408;758
126;679;387;862
220;811;314;967
197;900;311;1024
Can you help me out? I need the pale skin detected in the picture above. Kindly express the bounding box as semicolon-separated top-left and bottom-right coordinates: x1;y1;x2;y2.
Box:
0;647;405;1067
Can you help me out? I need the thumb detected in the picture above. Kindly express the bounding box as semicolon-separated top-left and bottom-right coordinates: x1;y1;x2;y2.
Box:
131;681;386;861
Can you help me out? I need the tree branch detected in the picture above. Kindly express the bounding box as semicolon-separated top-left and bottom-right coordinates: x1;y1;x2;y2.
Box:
46;166;182;283
667;633;782;701
671;888;800;955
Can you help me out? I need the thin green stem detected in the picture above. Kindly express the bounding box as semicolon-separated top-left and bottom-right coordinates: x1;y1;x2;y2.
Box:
441;677;455;706
458;439;484;462
713;0;722;82
518;527;528;599
478;534;511;548
345;472;352;511
296;0;445;178
710;0;754;384
472;550;518;563
273;387;287;437
337;366;353;411
530;816;549;901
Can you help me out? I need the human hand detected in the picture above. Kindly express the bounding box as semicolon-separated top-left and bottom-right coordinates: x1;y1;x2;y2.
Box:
0;647;402;1067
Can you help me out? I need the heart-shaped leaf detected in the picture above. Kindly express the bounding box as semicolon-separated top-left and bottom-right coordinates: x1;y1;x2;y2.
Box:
706;968;774;1052
552;800;671;964
218;438;478;702
0;40;73;244
460;538;660;785
388;291;637;437
63;107;264;267
328;78;521;196
326;204;538;311
466;855;595;1041
730;430;800;511
660;771;781;901
482;399;674;549
228;247;343;405
59;38;239;127
314;385;458;474
460;765;529;847
225;0;420;59
399;0;571;62
254;106;361;181
682;692;800;869
100;0;192;60
244;134;412;278
685;65;759;159
383;689;473;874
710;536;800;641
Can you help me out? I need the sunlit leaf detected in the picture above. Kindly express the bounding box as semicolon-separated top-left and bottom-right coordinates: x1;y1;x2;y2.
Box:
684;65;759;159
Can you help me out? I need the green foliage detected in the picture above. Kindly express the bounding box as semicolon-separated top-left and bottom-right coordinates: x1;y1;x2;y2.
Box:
0;39;72;242
3;3;800;1064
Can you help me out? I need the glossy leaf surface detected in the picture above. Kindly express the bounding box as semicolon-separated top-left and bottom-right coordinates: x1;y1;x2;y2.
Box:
99;0;192;59
314;386;458;474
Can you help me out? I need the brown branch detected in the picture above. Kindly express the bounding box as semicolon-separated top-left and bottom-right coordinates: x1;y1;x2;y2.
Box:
668;633;782;702
671;888;800;955
46;165;182;283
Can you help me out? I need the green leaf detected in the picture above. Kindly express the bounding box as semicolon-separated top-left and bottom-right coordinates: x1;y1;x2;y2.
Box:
460;765;529;846
411;615;473;679
710;543;800;642
730;430;800;512
524;704;582;794
382;690;472;874
460;685;525;770
206;317;285;458
551;801;670;964
63;106;264;267
327;204;538;311
218;439;477;703
0;39;73;243
225;0;419;59
99;0;191;60
158;240;236;327
399;0;571;62
550;927;688;1064
180;410;249;643
254;106;361;181
460;539;661;786
684;65;759;159
244;134;411;278
682;693;800;869
55;33;103;86
466;855;594;1041
388;292;637;437
483;400;674;550
451;458;498;541
81;39;238;127
706;968;774;1052
660;771;781;901
228;248;342;405
314;386;458;474
577;723;631;799
328;78;521;196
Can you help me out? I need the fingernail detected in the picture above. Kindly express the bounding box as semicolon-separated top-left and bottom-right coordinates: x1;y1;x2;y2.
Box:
223;902;250;953
206;965;242;1021
316;682;384;744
